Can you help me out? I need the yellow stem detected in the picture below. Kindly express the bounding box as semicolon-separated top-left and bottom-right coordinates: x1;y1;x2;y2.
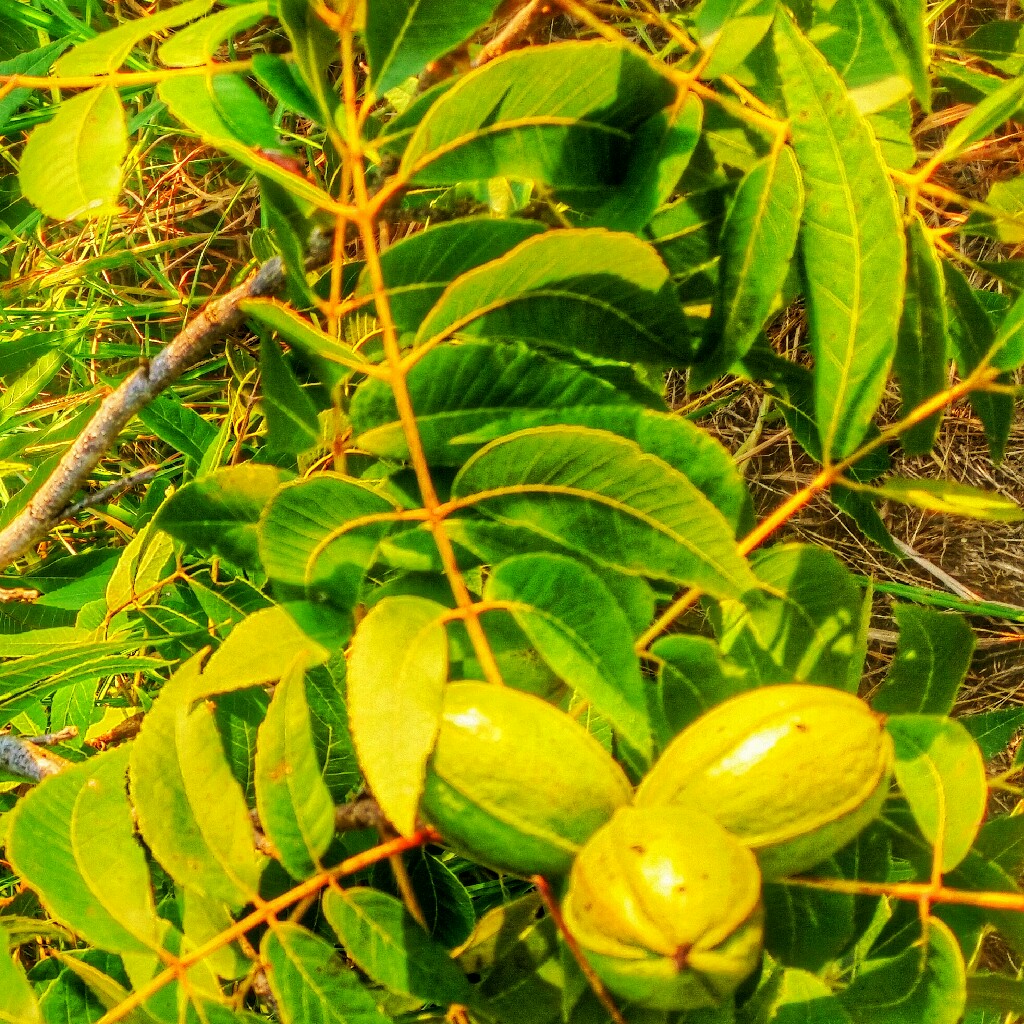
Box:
339;24;505;689
0;60;254;90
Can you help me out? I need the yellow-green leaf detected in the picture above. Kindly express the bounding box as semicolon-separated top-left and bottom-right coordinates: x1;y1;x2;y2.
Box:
55;0;214;73
7;747;168;955
254;655;335;879
866;477;1024;522
347;596;449;836
19;85;126;220
129;654;266;910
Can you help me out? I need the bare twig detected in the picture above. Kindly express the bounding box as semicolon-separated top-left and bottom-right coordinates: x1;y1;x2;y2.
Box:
0;734;71;781
473;1;551;67
62;466;161;519
891;537;982;602
24;725;78;745
0;234;332;572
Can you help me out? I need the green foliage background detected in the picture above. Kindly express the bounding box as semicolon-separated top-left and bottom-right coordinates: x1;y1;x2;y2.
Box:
0;0;1023;1021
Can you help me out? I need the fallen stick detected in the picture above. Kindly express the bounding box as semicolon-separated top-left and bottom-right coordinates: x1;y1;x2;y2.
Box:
0;234;331;572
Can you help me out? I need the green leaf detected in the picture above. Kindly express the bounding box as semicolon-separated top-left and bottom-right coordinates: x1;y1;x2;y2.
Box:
973;815;1024;876
323;888;473;1004
872;606;975;716
457;897;561;1024
276;0;338;124
809;0;925;106
964;178;1024;247
484;553;653;765
644;186;727;285
451;425;759;600
693;145;802;385
865;477;1024;522
712;543;870;690
588;95;703;232
252;53;322;123
696;0;777;78
402;41;675;207
755;967;854;1023
933;73;1024;165
894;216;948;455
652;634;753;743
967;974;1024;1017
0;648;164;731
366;0;504;95
259;333;320;455
176;883;253;983
255;655;335;879
305;665;360;802
158;2;269;66
0;40;66;133
775;14;905;458
257;475;399;609
261;923;392;1024
347;595;448;836
139;394;218;463
764;873;857;975
55;0;214;73
961;21;1024;75
941;262;1013;461
351;340;656;465
962;706;1024;761
941;843;1024;959
159;76;335;208
990;287;1024;372
51;954;161;1024
7;747;167;955
357;217;546;334
367;848;475;949
0;351;64;424
157;464;290;569
38;962;109;1024
0;924;43;1024
415;229;692;369
887;715;987;872
198;604;331;698
162;71;278;149
839;917;966;1024
129;654;265;910
459;406;755;538
213;688;270;804
19;85;126;220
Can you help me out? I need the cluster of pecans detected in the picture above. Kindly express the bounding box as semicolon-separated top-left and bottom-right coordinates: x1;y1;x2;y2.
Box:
418;682;894;1011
